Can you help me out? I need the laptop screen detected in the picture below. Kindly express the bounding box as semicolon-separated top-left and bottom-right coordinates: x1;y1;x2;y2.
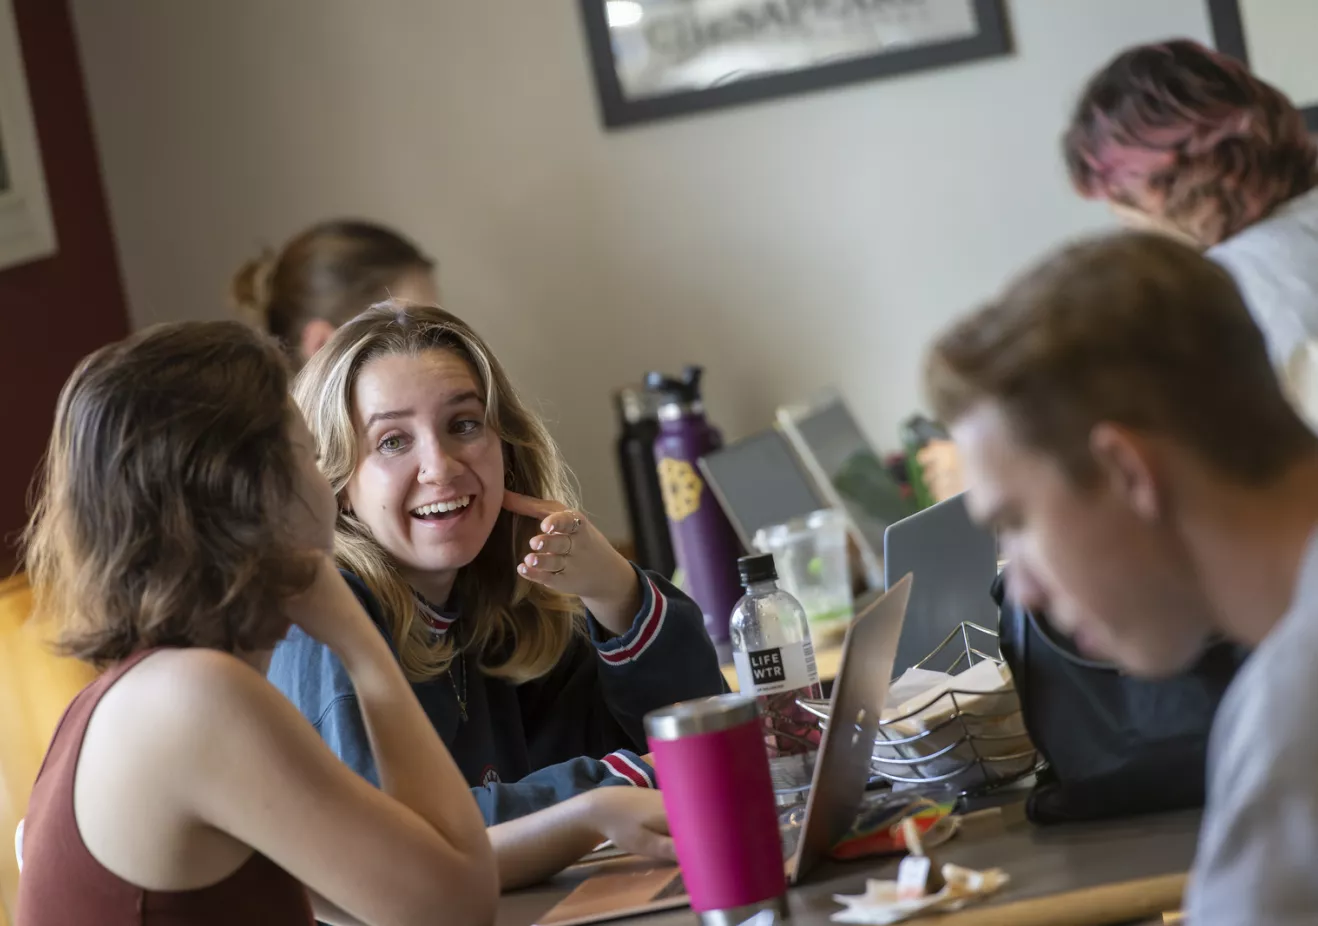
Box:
778;395;913;575
883;494;1000;675
697;429;828;549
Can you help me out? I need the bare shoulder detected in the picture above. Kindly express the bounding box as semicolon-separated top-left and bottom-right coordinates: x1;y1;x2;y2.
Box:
84;646;333;827
122;647;269;700
101;648;295;751
75;648;321;891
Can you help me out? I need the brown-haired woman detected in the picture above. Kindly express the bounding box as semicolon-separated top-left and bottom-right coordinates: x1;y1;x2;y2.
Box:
922;39;1318;505
232;219;437;369
1064;39;1318;427
16;321;497;926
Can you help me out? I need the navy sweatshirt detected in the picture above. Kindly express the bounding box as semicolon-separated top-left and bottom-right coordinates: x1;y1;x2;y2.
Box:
267;565;726;824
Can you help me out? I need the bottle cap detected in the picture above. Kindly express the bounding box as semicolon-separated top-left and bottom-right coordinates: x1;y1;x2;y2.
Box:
644;366;704;405
738;553;778;587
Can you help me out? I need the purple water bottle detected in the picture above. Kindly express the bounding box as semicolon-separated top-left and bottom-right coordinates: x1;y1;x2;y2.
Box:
646;367;743;657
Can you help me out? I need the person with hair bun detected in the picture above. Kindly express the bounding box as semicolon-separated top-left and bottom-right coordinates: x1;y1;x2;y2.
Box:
1064;39;1318;426
232;219;438;369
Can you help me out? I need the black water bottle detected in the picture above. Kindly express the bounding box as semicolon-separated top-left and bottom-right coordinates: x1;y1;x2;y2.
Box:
614;385;675;578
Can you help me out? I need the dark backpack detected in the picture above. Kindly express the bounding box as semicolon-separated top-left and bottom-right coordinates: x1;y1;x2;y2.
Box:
992;574;1246;823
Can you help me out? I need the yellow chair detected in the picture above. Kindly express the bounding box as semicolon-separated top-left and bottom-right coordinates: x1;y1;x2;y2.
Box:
0;574;97;925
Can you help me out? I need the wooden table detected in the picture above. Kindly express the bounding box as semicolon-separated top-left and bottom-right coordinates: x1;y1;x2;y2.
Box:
721;645;844;692
496;805;1201;926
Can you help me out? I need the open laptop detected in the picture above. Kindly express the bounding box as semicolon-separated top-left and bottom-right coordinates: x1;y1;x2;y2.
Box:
787;572;910;882
535;577;911;925
697;428;829;550
883;493;999;676
777;391;914;589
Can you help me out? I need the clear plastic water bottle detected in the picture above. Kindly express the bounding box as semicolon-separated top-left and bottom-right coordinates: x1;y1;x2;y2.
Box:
729;553;824;796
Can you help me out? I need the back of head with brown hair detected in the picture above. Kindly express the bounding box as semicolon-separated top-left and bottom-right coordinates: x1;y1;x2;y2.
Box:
926;232;1316;485
231;219;434;365
22;320;319;666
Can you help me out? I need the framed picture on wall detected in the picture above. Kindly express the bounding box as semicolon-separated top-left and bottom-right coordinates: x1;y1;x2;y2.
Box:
579;0;1012;129
1208;0;1318;131
0;0;56;271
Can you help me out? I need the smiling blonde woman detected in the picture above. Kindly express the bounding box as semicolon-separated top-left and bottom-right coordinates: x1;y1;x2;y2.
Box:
268;301;726;887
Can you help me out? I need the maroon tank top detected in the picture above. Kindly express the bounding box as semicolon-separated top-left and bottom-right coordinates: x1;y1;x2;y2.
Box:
16;648;313;926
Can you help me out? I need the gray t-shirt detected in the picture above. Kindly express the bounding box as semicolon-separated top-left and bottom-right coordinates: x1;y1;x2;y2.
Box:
1187;530;1318;923
1208;188;1318;430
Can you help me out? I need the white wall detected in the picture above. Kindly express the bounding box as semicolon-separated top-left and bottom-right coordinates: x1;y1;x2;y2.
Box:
70;0;1212;538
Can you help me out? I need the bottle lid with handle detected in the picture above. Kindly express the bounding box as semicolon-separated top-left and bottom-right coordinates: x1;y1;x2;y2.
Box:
644;366;705;421
644;693;759;742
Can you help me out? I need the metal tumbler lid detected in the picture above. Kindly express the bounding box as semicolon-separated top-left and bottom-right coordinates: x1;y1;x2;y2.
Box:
644;694;759;742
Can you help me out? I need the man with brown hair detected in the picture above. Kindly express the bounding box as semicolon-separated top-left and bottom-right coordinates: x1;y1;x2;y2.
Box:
926;231;1318;922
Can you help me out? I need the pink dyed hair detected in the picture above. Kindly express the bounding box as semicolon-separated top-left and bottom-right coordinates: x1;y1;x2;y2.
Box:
1063;40;1317;245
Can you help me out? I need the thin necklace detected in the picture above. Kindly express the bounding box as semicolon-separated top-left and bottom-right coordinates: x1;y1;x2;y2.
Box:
450;651;469;721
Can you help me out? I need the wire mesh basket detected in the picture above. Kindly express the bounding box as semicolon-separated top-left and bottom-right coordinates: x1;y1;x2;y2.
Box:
799;622;1041;796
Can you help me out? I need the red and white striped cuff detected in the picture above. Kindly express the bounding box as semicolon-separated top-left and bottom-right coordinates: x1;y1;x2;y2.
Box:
596;576;668;666
602;751;656;788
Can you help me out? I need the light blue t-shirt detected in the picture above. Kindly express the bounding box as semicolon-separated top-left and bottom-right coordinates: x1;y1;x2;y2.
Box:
1187;530;1318;923
1209;187;1318;430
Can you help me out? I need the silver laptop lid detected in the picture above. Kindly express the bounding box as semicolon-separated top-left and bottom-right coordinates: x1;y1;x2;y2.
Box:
883;493;999;676
697;428;828;551
777;391;911;589
788;575;910;884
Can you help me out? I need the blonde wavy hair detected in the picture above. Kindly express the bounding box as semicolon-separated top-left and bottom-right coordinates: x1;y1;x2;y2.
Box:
293;302;583;683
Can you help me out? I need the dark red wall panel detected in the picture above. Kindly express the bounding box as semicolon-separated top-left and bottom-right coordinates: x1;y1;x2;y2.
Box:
0;0;130;573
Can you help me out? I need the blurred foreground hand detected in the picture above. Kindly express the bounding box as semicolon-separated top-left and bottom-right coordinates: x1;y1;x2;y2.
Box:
917;439;965;504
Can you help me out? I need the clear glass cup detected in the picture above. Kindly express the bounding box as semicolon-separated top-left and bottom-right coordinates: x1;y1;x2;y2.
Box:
753;509;854;648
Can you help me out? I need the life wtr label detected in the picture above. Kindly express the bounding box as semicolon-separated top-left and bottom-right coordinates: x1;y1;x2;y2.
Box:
734;639;819;696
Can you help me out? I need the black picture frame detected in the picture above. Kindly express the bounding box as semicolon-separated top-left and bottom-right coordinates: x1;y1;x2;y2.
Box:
1207;0;1318;132
579;0;1012;129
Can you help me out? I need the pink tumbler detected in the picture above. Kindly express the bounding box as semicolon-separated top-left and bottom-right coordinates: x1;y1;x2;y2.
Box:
645;694;785;926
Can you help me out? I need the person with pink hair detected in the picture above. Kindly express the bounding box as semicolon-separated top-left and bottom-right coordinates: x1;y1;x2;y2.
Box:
918;40;1318;503
1064;39;1318;426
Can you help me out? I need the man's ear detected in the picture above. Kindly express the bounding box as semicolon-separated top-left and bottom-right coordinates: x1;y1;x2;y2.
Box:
1090;423;1161;521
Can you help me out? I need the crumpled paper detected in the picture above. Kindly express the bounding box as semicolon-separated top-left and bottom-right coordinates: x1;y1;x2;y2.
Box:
831;864;1010;924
